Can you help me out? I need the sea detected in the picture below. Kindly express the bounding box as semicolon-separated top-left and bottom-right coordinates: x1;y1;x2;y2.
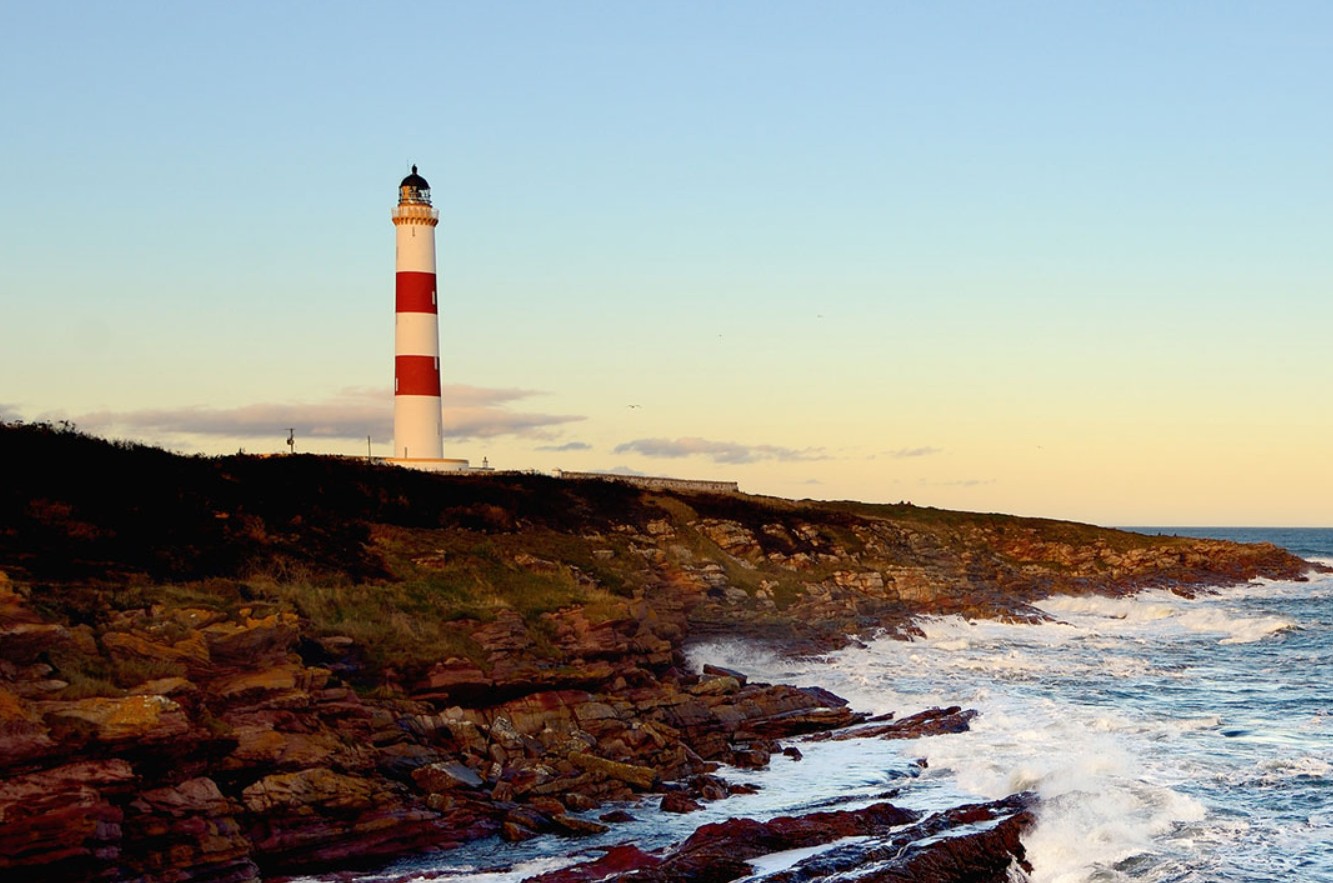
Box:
356;528;1333;883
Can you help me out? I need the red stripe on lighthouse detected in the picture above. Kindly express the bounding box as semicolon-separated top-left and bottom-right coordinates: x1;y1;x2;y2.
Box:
396;272;438;314
395;355;441;396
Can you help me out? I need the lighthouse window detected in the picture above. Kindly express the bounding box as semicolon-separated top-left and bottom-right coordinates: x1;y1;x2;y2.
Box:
432;288;437;305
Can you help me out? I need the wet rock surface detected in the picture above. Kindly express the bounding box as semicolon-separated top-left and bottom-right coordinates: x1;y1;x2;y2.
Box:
745;794;1036;883
804;705;980;742
532;794;1035;883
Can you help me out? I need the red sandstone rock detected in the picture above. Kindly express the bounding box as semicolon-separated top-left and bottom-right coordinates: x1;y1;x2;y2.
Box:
503;820;539;842
202;613;300;667
568;751;658;790
122;777;258;883
412;657;491;700
413;760;486;792
526;844;664;882
551;813;610;836
741;794;1035;882
552;801;923;882
0;622;75;665
660;792;703;813
0;686;55;766
102;629;211;674
41;694;192;744
0;759;136;877
806;706;978;742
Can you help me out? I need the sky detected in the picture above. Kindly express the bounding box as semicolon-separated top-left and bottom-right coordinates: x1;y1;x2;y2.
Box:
2;2;1330;526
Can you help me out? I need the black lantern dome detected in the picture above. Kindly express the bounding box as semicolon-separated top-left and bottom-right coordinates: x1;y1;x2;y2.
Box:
398;165;431;205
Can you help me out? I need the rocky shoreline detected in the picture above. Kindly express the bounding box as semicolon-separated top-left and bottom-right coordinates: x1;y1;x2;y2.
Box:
1;425;1322;881
0;572;1021;882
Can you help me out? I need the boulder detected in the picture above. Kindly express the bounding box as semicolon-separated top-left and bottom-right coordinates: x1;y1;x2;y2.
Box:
807;706;978;742
550;813;610;836
412;761;485;793
42;694;191;744
688;675;741;696
102;630;210;672
502;821;539;842
225;724;340;769
568;751;658;790
527;844;662;882
660;792;703;813
202;613;300;667
130;676;197;697
241;768;378;814
412;658;492;701
696;520;763;559
701;664;748;685
135;776;232;817
212;662;329;702
0;622;73;665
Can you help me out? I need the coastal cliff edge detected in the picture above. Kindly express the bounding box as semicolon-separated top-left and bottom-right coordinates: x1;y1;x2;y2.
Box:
0;422;1320;881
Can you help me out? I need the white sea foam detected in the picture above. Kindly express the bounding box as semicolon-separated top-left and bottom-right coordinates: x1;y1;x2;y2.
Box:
732;577;1329;882
736;836;871;879
1251;754;1332;783
1036;589;1297;645
314;853;580;883
684;638;788;676
1169;714;1223;731
1023;786;1207;883
1038;592;1179;622
697;616;1237;883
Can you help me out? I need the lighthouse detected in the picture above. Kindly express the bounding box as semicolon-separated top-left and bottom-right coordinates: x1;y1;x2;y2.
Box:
390;166;467;471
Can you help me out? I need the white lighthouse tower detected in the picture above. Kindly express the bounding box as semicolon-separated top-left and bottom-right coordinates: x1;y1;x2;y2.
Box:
389;165;468;471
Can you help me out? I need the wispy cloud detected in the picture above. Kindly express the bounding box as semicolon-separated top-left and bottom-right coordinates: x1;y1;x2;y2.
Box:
0;404;22;423
889;446;942;459
614;436;827;465
535;441;593;452
920;478;995;488
71;386;583;444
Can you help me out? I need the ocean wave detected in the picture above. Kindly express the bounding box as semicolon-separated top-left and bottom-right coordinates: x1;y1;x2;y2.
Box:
1251;755;1332;784
1036;590;1298;645
1178;609;1295;644
917;701;1208;883
686;578;1329;883
1038;593;1178;622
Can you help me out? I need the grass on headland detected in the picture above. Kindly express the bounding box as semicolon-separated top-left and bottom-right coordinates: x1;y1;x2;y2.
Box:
21;520;645;685
250;546;637;673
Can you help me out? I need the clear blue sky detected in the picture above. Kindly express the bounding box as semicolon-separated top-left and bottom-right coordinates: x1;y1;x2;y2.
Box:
2;2;1330;525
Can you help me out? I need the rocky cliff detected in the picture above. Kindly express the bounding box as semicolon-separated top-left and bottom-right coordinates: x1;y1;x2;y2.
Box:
0;422;1320;881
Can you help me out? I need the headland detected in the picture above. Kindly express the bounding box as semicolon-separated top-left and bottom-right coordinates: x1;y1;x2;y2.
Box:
0;421;1321;881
